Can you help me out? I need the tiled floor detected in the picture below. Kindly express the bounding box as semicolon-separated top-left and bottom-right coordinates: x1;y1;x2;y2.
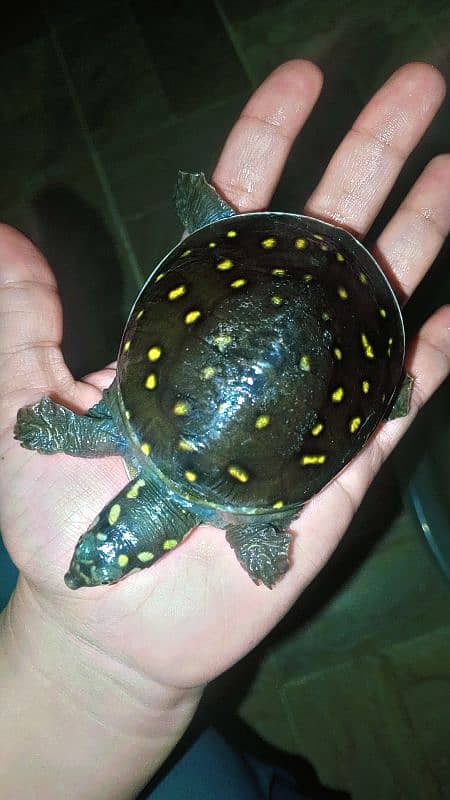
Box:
0;2;449;797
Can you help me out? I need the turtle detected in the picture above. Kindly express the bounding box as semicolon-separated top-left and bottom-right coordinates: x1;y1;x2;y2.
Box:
14;172;412;590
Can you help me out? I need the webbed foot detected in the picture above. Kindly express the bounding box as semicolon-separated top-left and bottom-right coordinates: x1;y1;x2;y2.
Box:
226;520;292;588
14;395;127;457
388;373;414;420
15;397;69;454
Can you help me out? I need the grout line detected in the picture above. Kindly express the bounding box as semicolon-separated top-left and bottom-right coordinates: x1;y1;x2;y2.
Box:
44;11;144;290
213;0;256;88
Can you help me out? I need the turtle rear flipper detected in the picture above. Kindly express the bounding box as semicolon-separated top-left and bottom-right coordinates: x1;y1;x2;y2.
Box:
226;520;292;588
175;171;236;234
388;373;414;420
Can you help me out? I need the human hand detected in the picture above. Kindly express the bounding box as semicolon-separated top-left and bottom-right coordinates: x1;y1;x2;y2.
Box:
1;61;449;701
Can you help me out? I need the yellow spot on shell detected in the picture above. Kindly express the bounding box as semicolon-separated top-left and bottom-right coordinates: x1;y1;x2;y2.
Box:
231;278;247;288
173;401;189;416
271;295;283;306
137;551;154;563
295;238;307;249
168;284;187;300
201;366;216;379
214;334;232;350
362;380;370;394
301;454;327;465
228;465;249;483
338;286;348;300
117;554;129;568
261;237;277;249
163;539;178;550
388;336;393;345
320;243;329;251
182;249;191;257
108;504;121;525
217;258;233;271
359;272;368;285
123;340;131;353
322;312;330;321
140;442;151;456
136;309;144;320
227;230;237;238
155;272;165;282
185;310;201;324
184;470;197;483
125;410;131;420
332;387;344;403
334;347;343;360
350;416;362;433
361;333;375;359
178;439;196;452
336;252;345;262
303;273;313;282
272;268;286;275
255;414;270;430
380;307;387;319
96;532;107;541
148;346;162;361
311;422;324;436
145;373;157;390
273;500;284;509
300;355;310;371
208;242;216;248
313;234;324;241
126;479;146;499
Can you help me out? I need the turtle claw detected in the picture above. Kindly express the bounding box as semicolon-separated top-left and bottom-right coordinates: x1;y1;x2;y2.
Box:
14;397;67;454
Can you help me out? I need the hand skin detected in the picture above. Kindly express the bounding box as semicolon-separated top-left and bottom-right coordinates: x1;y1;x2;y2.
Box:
1;60;450;799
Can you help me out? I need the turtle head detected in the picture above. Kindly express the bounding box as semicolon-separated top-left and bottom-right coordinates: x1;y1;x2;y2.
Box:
175;171;236;234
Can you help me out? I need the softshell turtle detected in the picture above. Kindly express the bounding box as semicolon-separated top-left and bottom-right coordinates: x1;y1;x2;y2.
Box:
14;172;412;589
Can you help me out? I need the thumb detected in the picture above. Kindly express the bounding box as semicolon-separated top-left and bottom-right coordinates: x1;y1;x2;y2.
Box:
0;223;78;442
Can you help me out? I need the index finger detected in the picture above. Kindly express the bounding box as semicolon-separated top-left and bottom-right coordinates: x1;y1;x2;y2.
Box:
212;60;323;212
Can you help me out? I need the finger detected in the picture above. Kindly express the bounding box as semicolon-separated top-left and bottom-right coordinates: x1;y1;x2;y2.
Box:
305;63;446;235
374;154;450;301
0;224;75;434
335;305;450;514
293;304;450;578
212;59;323;212
82;365;117;392
377;304;450;456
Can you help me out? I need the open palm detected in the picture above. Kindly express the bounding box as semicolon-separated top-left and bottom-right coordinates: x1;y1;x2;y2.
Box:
0;60;449;692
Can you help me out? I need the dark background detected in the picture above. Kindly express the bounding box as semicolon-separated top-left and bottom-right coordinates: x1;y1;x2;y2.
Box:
0;2;449;798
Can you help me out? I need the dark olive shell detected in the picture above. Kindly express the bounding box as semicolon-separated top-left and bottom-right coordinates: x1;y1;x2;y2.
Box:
116;213;404;513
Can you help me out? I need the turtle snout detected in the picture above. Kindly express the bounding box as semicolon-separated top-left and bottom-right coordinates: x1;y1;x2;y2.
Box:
64;529;123;589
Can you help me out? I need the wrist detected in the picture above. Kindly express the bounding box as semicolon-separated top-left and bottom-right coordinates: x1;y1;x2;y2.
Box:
0;577;202;800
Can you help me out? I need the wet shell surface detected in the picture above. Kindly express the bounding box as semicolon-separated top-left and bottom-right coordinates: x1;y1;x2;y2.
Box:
117;213;404;513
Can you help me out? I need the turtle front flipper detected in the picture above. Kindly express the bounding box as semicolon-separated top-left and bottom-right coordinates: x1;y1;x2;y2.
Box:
65;474;201;589
175;171;236;234
225;519;293;588
14;395;127;457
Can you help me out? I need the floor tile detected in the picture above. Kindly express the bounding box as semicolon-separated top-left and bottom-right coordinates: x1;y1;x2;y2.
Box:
104;93;248;221
55;0;172;152
131;0;251;115
0;35;86;208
